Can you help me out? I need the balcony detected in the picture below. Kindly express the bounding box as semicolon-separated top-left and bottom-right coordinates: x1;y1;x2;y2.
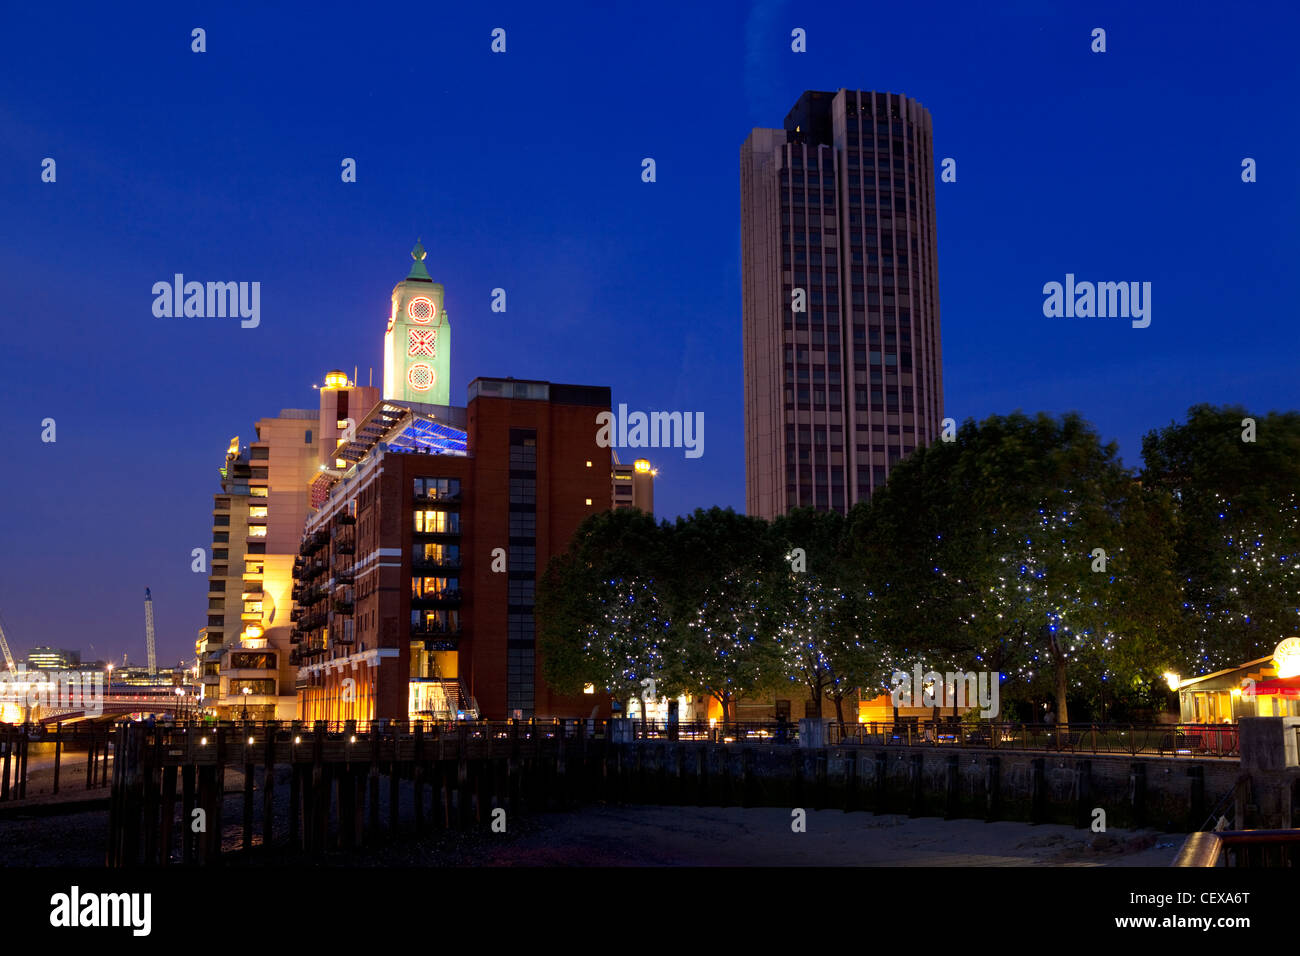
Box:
333;599;354;615
333;568;355;585
412;557;460;573
413;492;461;506
335;541;355;555
411;589;462;607
334;513;356;526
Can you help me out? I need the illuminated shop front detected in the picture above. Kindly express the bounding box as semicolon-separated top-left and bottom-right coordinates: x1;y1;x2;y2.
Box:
1171;638;1300;722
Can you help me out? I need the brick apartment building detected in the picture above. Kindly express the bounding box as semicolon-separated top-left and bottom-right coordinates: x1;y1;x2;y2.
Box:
293;377;619;723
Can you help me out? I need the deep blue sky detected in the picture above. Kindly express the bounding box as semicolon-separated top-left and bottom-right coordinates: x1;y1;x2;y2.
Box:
1;1;1296;667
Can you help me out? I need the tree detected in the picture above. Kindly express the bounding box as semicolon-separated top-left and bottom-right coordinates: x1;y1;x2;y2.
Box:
849;412;1182;726
1141;404;1300;674
769;509;887;733
537;508;673;724
666;508;783;726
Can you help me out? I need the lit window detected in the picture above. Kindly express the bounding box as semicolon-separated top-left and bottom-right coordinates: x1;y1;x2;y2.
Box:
585;461;592;467
585;498;593;505
583;684;595;695
249;506;268;518
248;526;268;537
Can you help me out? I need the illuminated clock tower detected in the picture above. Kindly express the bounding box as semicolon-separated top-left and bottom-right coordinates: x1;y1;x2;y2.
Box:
383;240;451;405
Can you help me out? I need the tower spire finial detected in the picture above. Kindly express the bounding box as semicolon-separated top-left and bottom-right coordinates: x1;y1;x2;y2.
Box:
406;238;431;279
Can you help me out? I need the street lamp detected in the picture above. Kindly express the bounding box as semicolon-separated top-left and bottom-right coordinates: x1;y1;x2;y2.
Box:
241;685;252;721
175;686;185;721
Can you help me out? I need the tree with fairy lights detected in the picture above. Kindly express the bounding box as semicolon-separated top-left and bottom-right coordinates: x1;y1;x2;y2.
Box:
666;507;783;728
769;508;887;733
537;508;675;730
1142;404;1300;675
851;412;1181;726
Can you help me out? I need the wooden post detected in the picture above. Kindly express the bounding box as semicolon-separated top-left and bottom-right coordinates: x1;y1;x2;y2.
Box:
242;750;255;852
1030;757;1046;824
120;724;145;867
1;728;11;801
160;765;177;865
17;730;28;800
84;735;95;790
262;724;276;851
843;749;857;813
815;749;829;812
413;722;425;833
984;756;1001;822
52;724;62;795
213;727;227;865
142;728;161;863
339;764;355;850
873;752;888;812
181;763;196;864
388;725;400;837
309;723;325;854
1129;762;1147;829
1074;759;1092;829
695;745;708;806
944;754;960;820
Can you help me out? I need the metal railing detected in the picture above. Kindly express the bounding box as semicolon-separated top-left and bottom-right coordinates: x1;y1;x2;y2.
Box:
828;721;1239;757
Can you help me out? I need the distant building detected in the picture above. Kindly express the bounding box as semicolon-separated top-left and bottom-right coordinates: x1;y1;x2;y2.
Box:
611;452;655;515
26;647;80;670
741;89;944;517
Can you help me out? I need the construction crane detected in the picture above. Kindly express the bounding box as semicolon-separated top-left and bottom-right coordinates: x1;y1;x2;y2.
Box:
0;614;17;672
144;588;158;674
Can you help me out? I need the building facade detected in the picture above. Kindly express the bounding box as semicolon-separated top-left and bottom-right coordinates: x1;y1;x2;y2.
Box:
741;89;944;518
293;379;618;723
611;452;655;515
198;372;379;720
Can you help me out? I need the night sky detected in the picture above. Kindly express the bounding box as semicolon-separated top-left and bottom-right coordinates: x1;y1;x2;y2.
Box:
1;1;1296;667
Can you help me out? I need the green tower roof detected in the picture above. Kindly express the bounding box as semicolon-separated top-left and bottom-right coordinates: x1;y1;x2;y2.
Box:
406;238;431;281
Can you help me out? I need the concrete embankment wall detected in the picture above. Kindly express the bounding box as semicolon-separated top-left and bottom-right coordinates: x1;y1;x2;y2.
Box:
609;742;1242;831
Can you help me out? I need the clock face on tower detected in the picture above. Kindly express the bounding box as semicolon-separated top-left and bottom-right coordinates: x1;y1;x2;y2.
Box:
407;364;435;391
408;297;435;323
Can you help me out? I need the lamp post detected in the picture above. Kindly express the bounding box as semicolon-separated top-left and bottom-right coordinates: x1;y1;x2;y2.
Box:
175;686;185;722
241;685;252;721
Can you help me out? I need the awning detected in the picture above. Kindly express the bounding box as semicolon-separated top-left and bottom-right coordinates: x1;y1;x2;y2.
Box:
1251;676;1300;697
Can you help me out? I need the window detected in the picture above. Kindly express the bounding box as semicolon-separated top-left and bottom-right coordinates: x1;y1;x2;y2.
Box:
213;515;230;526
508;578;535;605
415;510;459;534
508;546;536;573
304;430;313;445
248;526;267;538
250;486;267;498
249;506;268;519
414;477;460;500
509;478;535;504
508;511;536;538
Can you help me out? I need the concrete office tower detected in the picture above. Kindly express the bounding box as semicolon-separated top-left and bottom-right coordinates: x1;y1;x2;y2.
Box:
741;89;944;518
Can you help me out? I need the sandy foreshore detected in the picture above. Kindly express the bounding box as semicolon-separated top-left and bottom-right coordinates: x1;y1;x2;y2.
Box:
0;768;1184;867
